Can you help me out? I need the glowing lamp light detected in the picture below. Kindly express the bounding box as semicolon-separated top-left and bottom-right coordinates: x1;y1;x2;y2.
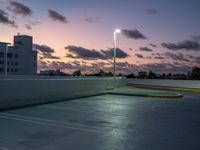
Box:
115;29;121;33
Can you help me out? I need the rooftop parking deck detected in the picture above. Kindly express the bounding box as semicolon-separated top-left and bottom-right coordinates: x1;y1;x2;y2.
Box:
0;88;200;150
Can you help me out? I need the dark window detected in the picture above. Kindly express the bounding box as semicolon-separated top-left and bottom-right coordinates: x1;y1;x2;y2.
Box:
15;41;23;45
7;53;13;58
11;68;13;72
0;52;4;57
15;62;18;66
0;61;4;65
7;68;9;72
15;68;18;72
0;68;4;72
15;53;18;58
7;61;10;65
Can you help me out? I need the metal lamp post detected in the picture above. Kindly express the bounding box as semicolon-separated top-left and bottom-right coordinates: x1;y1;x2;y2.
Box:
113;29;121;88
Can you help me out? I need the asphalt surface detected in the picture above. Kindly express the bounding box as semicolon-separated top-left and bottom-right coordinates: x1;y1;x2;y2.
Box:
0;89;200;150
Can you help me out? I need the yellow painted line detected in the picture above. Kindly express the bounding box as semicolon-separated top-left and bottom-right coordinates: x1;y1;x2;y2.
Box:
109;92;182;98
147;93;183;98
128;84;200;93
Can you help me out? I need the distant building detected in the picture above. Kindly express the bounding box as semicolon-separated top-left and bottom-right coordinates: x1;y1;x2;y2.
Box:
0;35;37;75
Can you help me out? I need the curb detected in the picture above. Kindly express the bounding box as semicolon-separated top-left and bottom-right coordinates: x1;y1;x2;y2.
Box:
108;92;183;98
146;93;183;98
127;84;200;93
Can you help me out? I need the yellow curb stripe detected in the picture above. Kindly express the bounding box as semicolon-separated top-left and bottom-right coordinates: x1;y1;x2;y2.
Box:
147;93;183;98
128;84;200;93
109;92;182;98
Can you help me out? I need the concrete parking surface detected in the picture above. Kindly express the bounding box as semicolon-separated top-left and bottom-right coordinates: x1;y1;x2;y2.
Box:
0;90;200;150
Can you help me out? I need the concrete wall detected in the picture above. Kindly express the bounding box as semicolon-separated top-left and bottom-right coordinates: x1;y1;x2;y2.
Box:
0;76;126;110
127;79;200;89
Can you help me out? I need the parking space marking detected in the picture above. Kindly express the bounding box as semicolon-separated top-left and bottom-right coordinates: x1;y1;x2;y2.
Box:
0;113;111;133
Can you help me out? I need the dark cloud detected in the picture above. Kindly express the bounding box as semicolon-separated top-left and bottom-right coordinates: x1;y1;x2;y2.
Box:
39;60;192;75
90;62;110;67
28;20;41;26
164;52;189;62
90;61;140;74
187;54;200;64
25;21;41;30
42;52;60;59
139;47;153;51
135;53;144;58
8;1;33;16
85;15;99;23
33;44;60;60
146;56;152;59
122;29;147;40
33;44;54;53
152;53;165;60
89;62;110;71
0;9;17;27
149;43;157;47
71;60;81;66
48;9;68;24
39;61;92;72
161;40;200;51
147;9;158;15
101;48;129;59
25;24;31;30
65;45;129;60
65;45;104;60
128;48;133;51
143;63;191;73
152;52;190;62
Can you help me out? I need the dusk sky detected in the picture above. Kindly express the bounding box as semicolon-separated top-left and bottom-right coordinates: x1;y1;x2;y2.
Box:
0;0;200;74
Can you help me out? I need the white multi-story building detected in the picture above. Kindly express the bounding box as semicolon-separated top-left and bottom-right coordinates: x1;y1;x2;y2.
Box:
0;35;37;75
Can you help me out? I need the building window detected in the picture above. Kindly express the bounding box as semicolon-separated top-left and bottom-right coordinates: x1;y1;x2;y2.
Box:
7;68;9;72
15;68;18;72
15;62;18;66
7;61;10;65
34;55;37;61
0;68;4;72
15;41;23;45
15;53;18;58
0;52;4;57
11;68;13;72
0;61;4;65
7;53;13;58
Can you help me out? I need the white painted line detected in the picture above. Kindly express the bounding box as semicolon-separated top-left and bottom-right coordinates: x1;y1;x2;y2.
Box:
0;113;110;133
39;105;93;113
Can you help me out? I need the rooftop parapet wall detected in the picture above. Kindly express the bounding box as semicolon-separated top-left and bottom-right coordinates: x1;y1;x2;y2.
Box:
0;77;126;110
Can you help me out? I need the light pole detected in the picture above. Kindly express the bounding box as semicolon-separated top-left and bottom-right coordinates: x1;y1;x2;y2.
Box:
113;29;121;88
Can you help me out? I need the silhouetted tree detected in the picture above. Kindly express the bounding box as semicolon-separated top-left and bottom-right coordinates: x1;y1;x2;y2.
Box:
107;72;113;76
73;70;81;76
192;66;200;79
118;73;123;76
127;73;135;78
148;71;156;79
